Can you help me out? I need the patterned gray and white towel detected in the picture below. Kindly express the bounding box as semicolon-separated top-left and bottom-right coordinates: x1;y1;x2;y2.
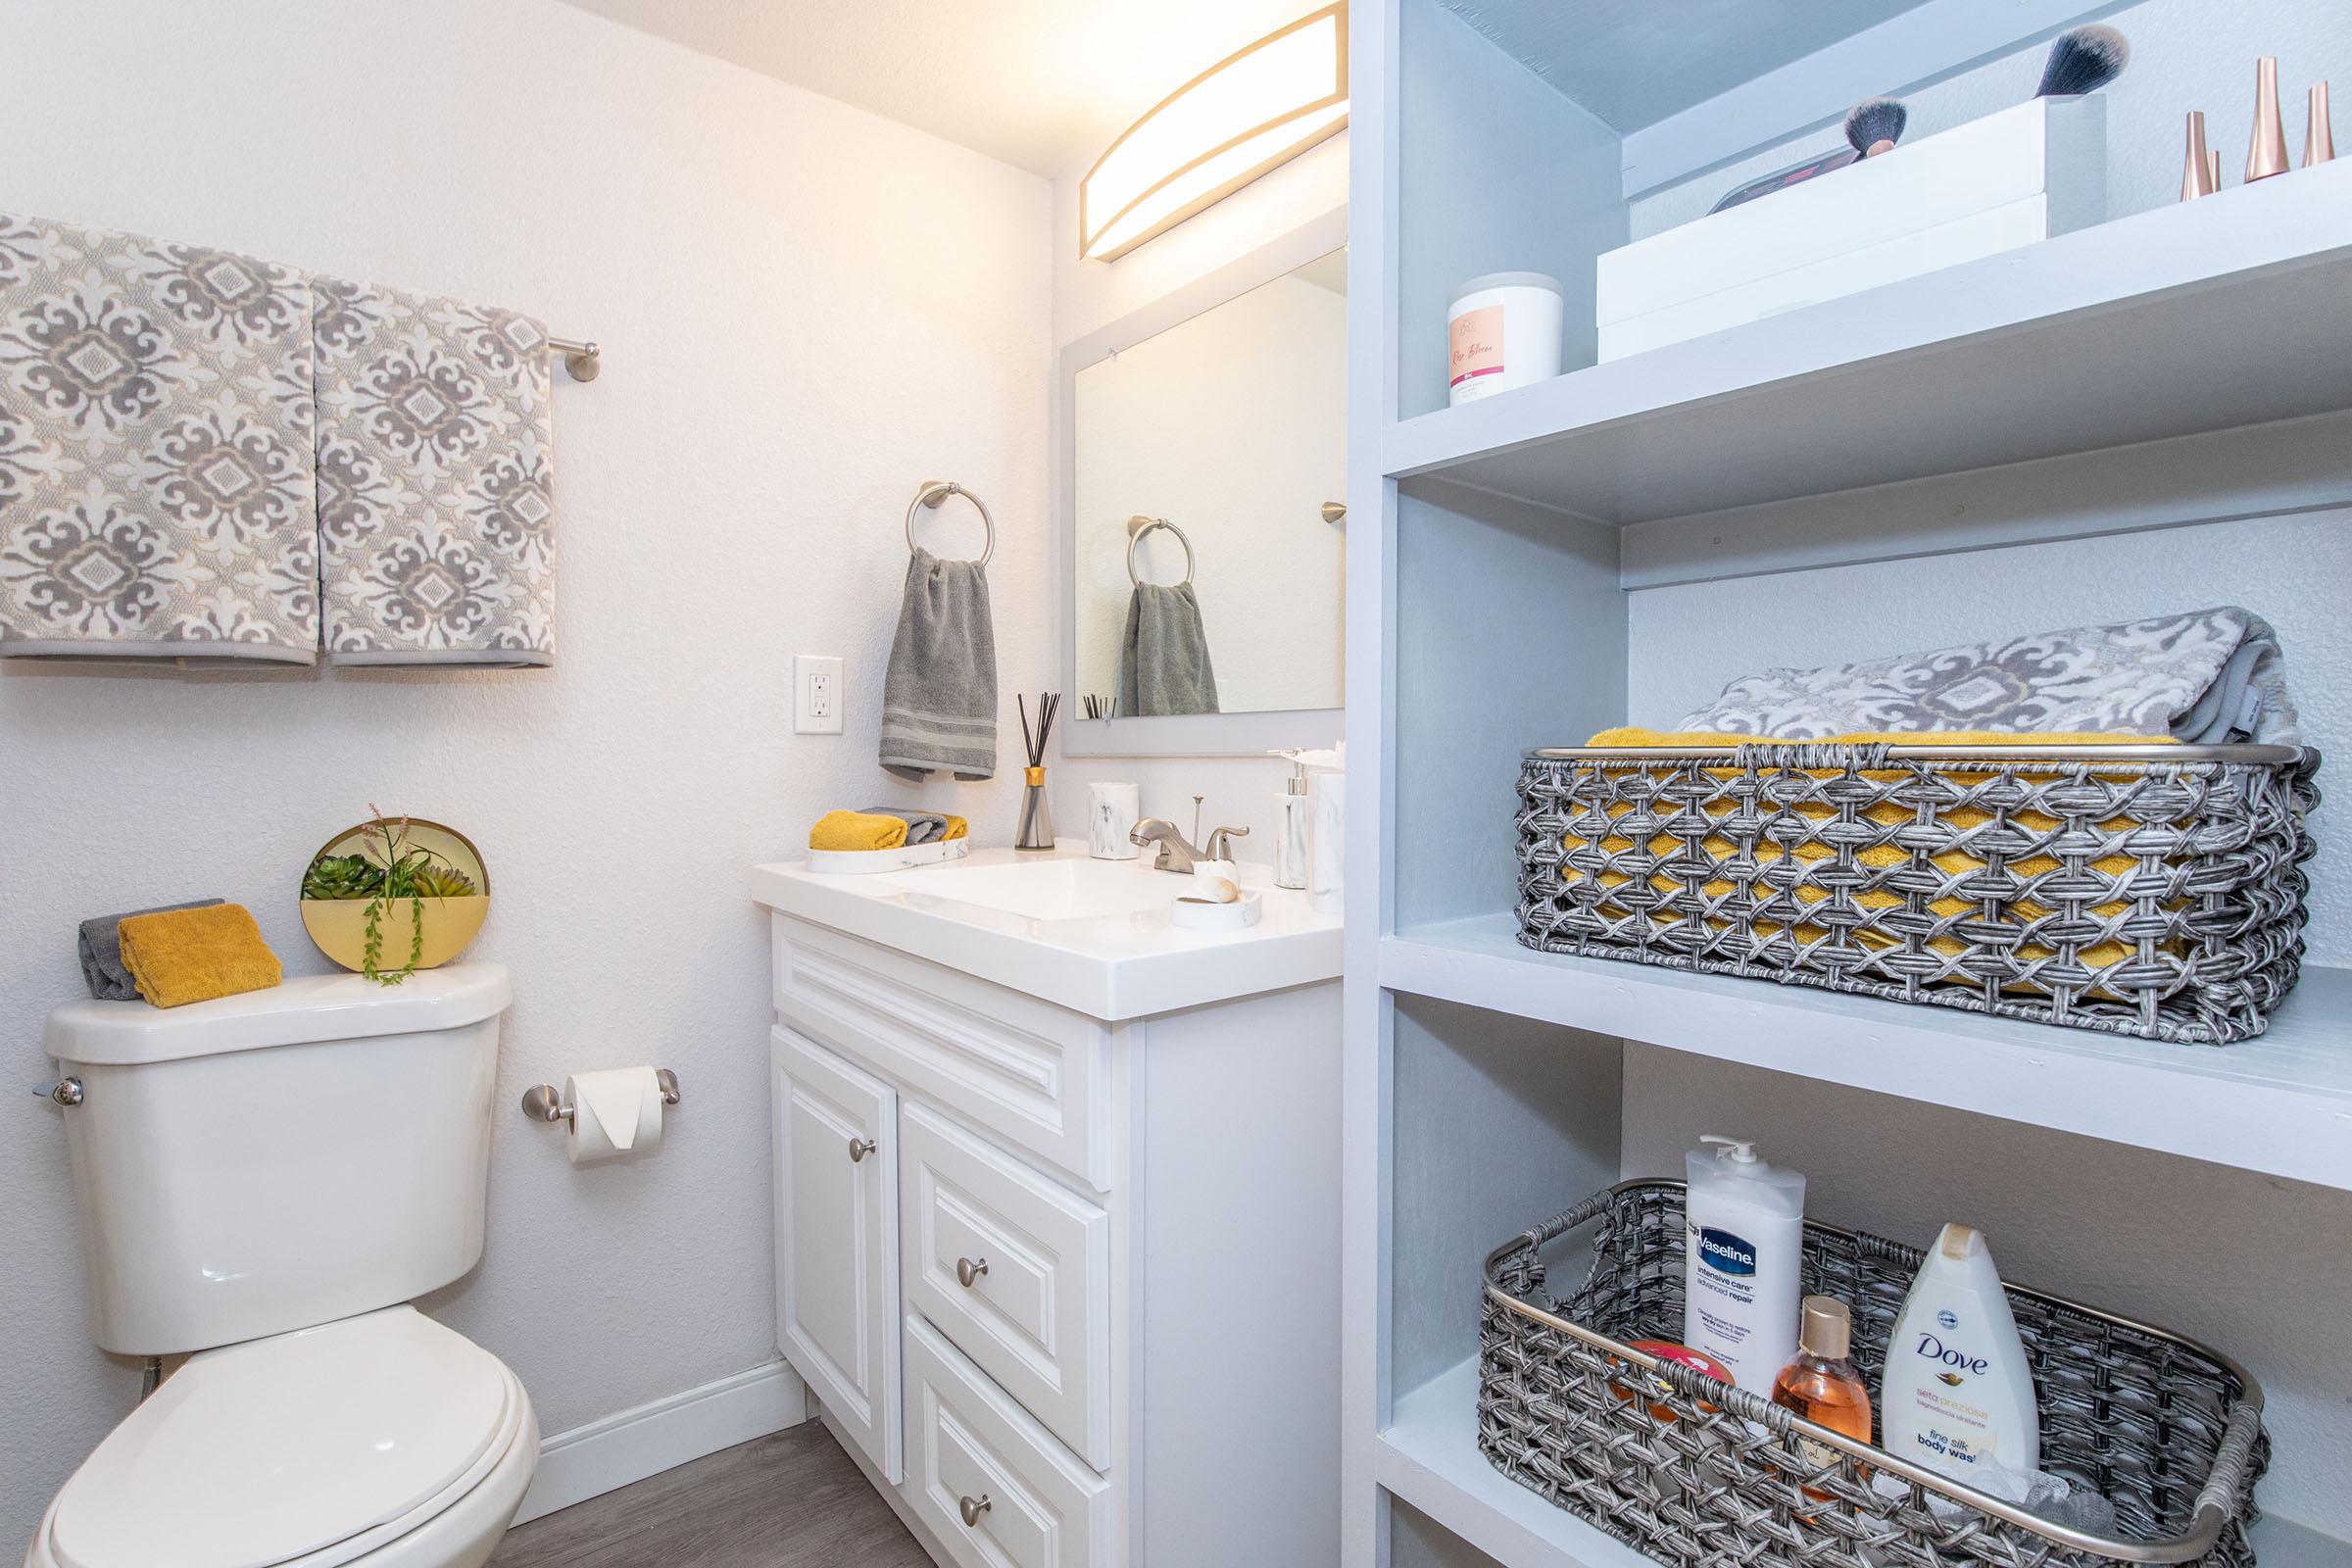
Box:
0;214;318;661
1675;606;2299;745
313;276;554;665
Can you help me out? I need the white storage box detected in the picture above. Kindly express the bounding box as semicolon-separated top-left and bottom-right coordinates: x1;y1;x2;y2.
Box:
1598;96;2106;362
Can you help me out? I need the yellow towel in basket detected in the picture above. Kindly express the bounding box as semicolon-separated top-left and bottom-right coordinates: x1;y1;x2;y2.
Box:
1566;730;2181;977
810;809;908;853
116;903;282;1008
943;814;968;842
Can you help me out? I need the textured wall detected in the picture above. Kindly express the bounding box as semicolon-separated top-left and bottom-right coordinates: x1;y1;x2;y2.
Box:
0;0;1051;1545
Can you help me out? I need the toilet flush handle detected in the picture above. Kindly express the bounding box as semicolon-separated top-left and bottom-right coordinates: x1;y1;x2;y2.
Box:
37;1078;82;1107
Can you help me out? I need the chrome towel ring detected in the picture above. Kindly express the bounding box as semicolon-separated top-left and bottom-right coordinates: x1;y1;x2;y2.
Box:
1126;515;1195;588
906;480;995;565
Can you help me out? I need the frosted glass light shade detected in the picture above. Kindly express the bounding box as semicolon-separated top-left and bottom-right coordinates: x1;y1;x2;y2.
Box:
1081;4;1348;262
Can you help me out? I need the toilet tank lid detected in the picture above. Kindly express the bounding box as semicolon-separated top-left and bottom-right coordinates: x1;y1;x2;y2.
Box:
45;965;512;1066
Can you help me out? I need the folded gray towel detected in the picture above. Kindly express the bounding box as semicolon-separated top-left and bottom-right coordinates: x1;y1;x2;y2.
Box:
1674;605;2298;744
78;898;224;1001
881;548;997;781
857;806;948;846
1116;582;1220;717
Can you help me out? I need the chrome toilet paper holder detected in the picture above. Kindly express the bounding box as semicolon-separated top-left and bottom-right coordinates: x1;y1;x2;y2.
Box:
521;1068;680;1126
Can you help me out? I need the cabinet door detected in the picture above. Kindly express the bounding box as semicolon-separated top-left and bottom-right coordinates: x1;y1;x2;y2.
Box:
772;1025;902;1483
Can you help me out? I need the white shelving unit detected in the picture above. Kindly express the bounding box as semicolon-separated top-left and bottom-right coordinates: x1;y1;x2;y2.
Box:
1341;1;2352;1564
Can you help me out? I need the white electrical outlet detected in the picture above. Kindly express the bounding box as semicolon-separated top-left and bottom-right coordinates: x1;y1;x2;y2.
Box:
794;655;845;735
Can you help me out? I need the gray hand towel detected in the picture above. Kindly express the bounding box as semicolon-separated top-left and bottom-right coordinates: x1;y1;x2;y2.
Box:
1116;582;1220;717
78;898;224;1001
1673;606;2298;744
0;214;318;662
881;548;997;781
857;806;948;846
313;275;556;666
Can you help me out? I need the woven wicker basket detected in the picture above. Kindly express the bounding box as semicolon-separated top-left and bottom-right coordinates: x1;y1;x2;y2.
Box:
1516;742;2320;1045
1481;1181;2267;1568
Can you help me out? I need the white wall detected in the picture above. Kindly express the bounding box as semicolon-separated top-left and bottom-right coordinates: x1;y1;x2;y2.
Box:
0;0;1051;1546
1053;136;1350;848
1073;270;1347;714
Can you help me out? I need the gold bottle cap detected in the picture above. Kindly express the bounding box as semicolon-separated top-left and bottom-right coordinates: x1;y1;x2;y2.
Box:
1799;1296;1852;1360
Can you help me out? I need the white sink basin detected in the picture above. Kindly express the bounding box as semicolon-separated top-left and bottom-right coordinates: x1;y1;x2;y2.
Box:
750;842;1340;1020
885;856;1175;921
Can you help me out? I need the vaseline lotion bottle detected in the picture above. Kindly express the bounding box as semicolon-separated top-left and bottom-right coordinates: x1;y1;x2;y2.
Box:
1881;1224;2040;1479
1683;1135;1805;1388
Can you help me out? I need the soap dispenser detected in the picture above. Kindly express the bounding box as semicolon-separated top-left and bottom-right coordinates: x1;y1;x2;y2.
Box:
1271;750;1310;890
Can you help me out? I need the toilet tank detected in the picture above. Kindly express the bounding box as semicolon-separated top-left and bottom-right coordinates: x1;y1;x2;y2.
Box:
43;965;512;1355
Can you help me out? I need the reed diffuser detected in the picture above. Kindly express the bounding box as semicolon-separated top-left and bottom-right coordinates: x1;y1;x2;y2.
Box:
1014;692;1060;851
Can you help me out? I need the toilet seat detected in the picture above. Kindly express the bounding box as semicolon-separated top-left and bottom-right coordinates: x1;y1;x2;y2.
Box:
34;1307;531;1568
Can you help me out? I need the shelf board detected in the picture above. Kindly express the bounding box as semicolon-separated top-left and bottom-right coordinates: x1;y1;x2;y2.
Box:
1381;914;2352;1193
1382;160;2352;525
1380;1358;1656;1568
1382;1356;2347;1568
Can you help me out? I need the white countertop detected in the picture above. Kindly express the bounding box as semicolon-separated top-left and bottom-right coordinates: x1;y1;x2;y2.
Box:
750;841;1343;1021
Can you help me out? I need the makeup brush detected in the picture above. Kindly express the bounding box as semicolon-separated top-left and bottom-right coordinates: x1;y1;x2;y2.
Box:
2036;24;2132;98
1844;97;1909;158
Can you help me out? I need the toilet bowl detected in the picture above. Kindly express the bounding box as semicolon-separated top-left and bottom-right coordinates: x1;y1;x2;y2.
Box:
25;1308;537;1568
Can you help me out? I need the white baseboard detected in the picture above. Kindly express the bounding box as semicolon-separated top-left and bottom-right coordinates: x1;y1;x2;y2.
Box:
512;1357;812;1526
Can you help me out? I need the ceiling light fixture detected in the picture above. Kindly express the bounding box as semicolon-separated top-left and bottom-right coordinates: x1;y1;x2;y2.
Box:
1080;3;1348;262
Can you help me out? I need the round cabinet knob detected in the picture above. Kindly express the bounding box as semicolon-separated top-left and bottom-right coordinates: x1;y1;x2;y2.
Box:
958;1493;993;1527
956;1256;990;1288
848;1136;878;1163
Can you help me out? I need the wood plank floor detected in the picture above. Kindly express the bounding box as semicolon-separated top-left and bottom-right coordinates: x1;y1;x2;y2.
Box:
489;1422;932;1568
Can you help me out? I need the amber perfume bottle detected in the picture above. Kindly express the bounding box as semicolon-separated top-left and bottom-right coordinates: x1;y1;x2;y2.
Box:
1771;1296;1874;1504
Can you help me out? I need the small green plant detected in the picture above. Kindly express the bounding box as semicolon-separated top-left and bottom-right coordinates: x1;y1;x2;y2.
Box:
301;806;475;987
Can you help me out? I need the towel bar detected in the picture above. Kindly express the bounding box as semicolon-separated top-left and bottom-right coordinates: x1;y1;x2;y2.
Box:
547;336;601;382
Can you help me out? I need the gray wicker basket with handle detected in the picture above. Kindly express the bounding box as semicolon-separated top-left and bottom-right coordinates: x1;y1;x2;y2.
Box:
1480;1180;2267;1568
1515;742;2321;1045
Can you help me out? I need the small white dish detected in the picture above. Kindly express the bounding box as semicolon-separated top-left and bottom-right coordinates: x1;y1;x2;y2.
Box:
805;839;972;876
1170;889;1262;931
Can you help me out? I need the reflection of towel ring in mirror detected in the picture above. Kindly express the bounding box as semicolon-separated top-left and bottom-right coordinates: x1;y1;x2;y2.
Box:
906;480;995;564
1125;515;1195;588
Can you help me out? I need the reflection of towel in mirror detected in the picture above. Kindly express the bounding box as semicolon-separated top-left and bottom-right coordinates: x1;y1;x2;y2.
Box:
1117;582;1220;716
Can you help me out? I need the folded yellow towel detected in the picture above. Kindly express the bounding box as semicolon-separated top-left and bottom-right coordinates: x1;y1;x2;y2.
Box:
1564;730;2180;986
117;903;282;1008
943;815;968;842
810;809;907;853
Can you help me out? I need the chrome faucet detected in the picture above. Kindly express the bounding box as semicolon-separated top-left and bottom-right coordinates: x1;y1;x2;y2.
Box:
1130;819;1250;874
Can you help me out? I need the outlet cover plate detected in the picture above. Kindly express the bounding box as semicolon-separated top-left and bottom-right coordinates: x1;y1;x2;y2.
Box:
794;655;844;735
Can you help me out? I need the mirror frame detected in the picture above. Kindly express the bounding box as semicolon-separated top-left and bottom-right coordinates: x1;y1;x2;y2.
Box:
1056;206;1348;758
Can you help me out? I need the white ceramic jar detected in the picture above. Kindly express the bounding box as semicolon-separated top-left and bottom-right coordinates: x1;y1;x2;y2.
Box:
1446;271;1565;406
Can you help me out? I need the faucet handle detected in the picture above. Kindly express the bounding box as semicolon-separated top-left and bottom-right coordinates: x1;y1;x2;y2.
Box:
1206;825;1250;860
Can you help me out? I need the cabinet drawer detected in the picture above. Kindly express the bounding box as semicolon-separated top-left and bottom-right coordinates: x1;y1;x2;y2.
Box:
904;1314;1112;1568
771;914;1112;1191
901;1102;1111;1468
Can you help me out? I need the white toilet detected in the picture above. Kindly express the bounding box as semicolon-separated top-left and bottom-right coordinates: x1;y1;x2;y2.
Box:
25;965;538;1568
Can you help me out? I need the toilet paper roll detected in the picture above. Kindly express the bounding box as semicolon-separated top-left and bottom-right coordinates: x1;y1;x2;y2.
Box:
564;1066;665;1165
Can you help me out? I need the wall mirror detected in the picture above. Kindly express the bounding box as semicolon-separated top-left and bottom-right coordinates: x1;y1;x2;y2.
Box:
1058;211;1347;756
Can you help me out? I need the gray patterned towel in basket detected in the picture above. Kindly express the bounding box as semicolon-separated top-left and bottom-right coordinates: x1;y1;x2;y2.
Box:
1674;607;2297;745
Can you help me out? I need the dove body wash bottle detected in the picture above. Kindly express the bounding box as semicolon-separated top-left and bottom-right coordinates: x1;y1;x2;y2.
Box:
1881;1224;2040;1479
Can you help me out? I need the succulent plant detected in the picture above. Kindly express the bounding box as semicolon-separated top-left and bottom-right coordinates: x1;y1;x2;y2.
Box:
407;863;478;899
301;854;384;901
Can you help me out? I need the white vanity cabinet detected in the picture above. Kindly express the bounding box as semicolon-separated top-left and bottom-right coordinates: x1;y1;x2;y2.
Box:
757;867;1344;1568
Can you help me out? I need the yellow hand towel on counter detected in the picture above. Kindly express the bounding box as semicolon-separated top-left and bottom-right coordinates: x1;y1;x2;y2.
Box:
943;815;968;842
810;809;908;853
1563;730;2181;985
116;904;282;1008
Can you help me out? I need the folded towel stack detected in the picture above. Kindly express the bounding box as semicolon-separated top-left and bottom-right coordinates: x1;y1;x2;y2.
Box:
810;808;969;853
115;903;281;1008
77;897;224;1001
1670;606;2297;744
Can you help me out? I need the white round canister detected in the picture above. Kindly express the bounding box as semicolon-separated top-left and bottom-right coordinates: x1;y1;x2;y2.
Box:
1446;271;1564;406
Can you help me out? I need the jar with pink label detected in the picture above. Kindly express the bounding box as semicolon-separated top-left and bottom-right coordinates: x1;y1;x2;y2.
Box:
1446;271;1564;407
